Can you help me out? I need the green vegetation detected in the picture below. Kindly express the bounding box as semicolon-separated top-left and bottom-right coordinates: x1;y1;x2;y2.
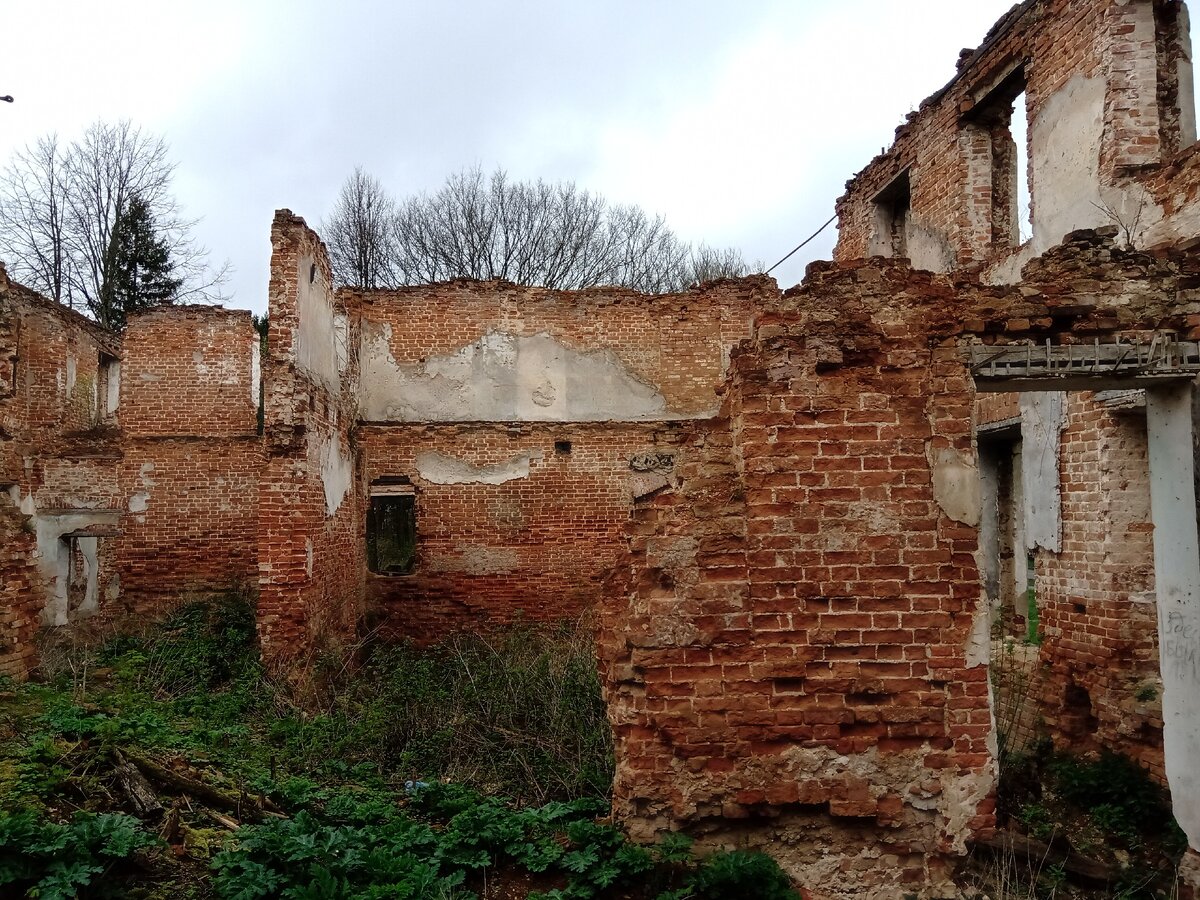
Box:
976;738;1186;899
0;596;800;899
0;811;157;899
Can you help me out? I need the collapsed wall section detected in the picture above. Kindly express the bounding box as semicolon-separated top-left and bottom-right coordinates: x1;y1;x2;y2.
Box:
601;261;996;899
258;211;363;672
600;234;1200;897
835;0;1200;280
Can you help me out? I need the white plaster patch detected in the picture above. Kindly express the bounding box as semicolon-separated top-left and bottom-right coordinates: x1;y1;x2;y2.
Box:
926;446;981;526
359;322;671;422
295;253;339;391
964;596;992;668
415;449;540;485
250;339;261;407
128;493;149;513
319;436;353;517
192;329;243;386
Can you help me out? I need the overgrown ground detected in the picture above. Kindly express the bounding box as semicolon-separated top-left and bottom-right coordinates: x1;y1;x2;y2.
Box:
959;638;1187;899
0;597;799;900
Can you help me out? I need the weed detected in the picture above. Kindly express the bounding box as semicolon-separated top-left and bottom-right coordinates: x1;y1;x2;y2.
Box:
1133;683;1158;704
1016;802;1056;843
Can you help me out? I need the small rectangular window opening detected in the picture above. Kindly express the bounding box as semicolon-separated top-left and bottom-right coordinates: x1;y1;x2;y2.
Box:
871;170;911;258
554;440;572;455
98;353;120;419
1183;2;1198;145
367;480;416;576
966;65;1031;248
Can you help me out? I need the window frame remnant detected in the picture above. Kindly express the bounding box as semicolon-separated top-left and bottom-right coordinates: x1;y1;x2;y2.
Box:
367;479;417;576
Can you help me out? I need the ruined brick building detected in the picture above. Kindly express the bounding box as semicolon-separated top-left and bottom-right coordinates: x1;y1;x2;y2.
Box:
4;0;1200;896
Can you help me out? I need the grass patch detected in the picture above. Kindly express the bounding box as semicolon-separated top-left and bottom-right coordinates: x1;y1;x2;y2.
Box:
0;596;800;899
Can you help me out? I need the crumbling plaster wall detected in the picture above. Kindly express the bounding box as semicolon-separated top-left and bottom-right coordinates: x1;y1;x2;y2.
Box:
0;262;266;676
352;280;762;423
835;0;1199;283
0;270;124;649
600;234;1200;898
258;211;363;673
347;277;761;643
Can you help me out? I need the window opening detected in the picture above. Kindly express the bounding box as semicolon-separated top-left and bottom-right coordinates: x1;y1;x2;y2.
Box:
1025;552;1040;644
1012;91;1033;244
367;480;416;575
98;353;120;419
871;170;910;258
554;440;572;455
1186;2;1198;145
964;64;1031;248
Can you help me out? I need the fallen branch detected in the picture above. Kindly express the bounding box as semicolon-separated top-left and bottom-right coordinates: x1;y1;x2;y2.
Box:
205;809;242;831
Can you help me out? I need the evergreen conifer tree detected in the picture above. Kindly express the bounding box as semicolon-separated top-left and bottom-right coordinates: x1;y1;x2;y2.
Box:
97;194;182;329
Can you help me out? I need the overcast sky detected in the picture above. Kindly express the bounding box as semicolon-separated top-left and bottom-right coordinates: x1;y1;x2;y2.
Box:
0;1;1017;314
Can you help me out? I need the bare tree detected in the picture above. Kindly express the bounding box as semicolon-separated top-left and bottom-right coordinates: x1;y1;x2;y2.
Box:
321;166;397;288
330;165;754;292
0;119;229;324
0;135;71;305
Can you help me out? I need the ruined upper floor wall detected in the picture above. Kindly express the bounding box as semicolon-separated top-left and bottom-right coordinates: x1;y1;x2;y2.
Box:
834;0;1200;280
121;306;259;438
0;266;120;462
346;278;765;424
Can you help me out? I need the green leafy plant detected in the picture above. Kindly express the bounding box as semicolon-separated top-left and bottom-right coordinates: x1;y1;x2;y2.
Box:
1016;802;1056;842
690;850;800;900
0;811;157;899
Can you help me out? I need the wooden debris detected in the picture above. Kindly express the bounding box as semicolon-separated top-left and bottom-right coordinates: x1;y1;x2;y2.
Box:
205;809;242;831
125;749;283;822
111;749;164;819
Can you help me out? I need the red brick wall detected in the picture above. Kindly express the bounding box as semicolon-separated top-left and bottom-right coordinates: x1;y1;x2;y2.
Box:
116;439;261;611
115;306;262;616
360;422;686;641
4;286;114;439
1036;392;1164;777
121;307;259;437
601;260;996;898
258;211;363;674
0;271;120;677
0;503;40;678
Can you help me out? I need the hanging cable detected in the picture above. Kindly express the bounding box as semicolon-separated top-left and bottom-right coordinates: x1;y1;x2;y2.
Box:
765;213;837;275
